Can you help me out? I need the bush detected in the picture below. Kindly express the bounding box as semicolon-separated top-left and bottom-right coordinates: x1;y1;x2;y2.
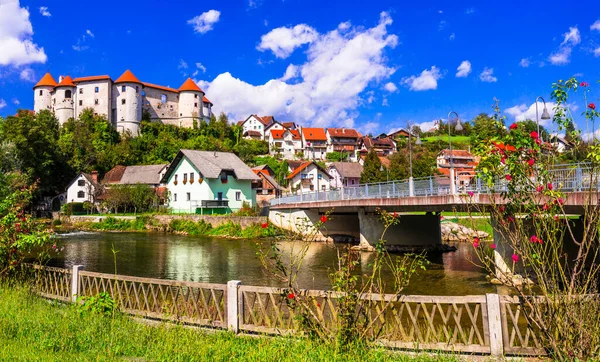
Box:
52;219;62;227
77;292;118;317
86;216;148;231
168;219;212;235
209;221;242;237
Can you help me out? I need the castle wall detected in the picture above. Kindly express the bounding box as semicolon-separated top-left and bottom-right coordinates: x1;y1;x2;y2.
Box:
178;91;203;128
75;80;112;124
34;86;53;113
143;87;179;124
113;83;142;135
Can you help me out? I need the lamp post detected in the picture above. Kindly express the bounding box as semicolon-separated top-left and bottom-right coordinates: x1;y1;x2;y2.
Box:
535;96;551;142
447;111;463;195
408;123;422;197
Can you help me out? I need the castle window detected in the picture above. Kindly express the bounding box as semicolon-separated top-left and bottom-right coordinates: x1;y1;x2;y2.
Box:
94;87;99;93
186;192;191;201
180;113;182;116
161;94;167;103
39;90;43;96
65;90;72;99
95;99;99;105
136;86;139;93
194;103;198;107
194;94;198;99
121;85;126;92
77;191;85;198
79;100;83;106
121;99;126;105
79;88;83;94
173;193;177;202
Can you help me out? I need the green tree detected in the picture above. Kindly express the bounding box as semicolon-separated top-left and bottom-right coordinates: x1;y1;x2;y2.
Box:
472;113;505;141
360;149;384;183
516;119;549;140
130;184;158;214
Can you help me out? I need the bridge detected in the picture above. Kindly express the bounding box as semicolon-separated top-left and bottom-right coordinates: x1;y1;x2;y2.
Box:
268;163;598;250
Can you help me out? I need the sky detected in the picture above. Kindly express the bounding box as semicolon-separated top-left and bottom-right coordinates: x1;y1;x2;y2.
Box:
1;0;600;138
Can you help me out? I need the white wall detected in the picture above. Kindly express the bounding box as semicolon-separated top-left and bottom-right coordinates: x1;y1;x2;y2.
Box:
34;86;53;113
178;91;203;127
114;83;142;135
290;164;331;193
242;116;266;139
66;174;95;203
75;80;112;123
54;86;75;125
143;87;179;124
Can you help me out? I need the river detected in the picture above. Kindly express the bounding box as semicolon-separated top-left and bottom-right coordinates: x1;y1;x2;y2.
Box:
48;231;498;296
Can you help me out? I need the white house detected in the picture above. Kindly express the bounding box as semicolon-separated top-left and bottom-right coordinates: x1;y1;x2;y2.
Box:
268;129;303;159
327;162;363;189
238;115;274;140
301;128;328;160
161;149;260;214
65;171;101;204
287;161;332;193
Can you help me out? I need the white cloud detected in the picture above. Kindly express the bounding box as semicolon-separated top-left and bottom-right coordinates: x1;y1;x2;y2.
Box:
549;47;572;65
383;82;397;92
19;67;35;82
593;47;600;57
257;24;318;58
361;121;380;135
39;6;51;17
382;98;389;107
449;33;455;40
479;67;497;82
280;64;298;81
592;20;600;32
195;12;398;127
0;99;6;109
519;58;531;67
187;10;221;34
549;26;580;65
561;26;580;46
438;20;447;31
12;98;20;105
465;8;475;14
402;66;442;91
505;102;557;126
416;120;440;133
86;29;94;38
195;62;206;73
0;0;47;66
72;30;94;51
455;60;471;77
178;59;188;69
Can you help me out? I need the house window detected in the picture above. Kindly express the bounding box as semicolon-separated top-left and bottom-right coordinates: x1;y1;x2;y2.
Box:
186;192;191;201
220;173;228;183
301;174;308;179
183;173;187;183
65;90;72;99
174;174;178;183
161;94;167;103
79;88;83;94
77;191;85;198
141;91;146;96
236;192;241;201
180;113;182;116
39;90;43;96
94;87;99;93
174;193;177;202
121;85;126;92
351;179;355;185
79;100;83;106
190;173;194;182
78;180;85;186
309;185;314;191
121;99;126;105
322;185;326;191
94;99;99;105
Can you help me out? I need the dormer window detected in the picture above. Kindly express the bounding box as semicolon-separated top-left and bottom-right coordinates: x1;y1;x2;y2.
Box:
220;172;228;184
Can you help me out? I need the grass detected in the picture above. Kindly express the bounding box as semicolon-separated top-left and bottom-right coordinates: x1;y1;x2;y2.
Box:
421;135;472;144
0;284;458;362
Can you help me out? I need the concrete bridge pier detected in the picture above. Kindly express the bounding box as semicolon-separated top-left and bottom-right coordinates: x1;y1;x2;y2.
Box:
268;209;360;242
357;209;442;250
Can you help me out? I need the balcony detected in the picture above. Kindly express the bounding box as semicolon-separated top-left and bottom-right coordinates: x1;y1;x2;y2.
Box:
201;200;229;208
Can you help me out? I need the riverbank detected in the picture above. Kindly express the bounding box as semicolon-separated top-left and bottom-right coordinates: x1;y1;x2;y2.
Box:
0;284;458;362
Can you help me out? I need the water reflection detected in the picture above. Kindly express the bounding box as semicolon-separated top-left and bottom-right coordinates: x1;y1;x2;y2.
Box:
50;232;497;296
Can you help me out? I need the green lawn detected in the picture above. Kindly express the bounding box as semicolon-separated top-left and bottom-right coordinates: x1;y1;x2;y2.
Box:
0;284;459;362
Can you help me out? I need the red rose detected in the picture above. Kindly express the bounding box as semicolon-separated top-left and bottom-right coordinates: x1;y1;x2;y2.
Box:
505;174;512;181
490;243;497;250
392;212;398;218
506;144;516;152
261;222;268;229
287;293;295;299
320;215;328;223
498;205;505;213
536;185;543;193
509;123;518;130
581;82;589;87
527;159;534;166
589;103;596;110
547;183;553;190
530;131;539;139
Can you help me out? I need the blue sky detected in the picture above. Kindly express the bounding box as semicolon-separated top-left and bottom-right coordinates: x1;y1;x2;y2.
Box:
1;0;599;137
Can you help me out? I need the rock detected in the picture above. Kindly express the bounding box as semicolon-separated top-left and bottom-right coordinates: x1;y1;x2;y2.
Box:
441;221;489;242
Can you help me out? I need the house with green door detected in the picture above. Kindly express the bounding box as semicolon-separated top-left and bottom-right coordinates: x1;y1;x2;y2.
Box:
161;149;260;214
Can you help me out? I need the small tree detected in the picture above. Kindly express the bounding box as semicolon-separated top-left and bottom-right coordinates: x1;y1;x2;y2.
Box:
130;184;158;215
360;149;383;183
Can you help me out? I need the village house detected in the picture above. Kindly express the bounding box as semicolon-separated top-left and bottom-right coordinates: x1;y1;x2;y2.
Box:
302;128;328;160
550;135;575;153
268;129;303;159
238;115;275;140
102;164;169;204
252;165;284;206
436;149;479;188
326;128;361;162
161;149;259;214
33;71;213;135
327;162;363;189
388;128;413;139
287;161;332;193
65;171;101;204
359;136;397;157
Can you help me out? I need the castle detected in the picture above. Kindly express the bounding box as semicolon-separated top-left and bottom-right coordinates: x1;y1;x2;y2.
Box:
33;70;213;134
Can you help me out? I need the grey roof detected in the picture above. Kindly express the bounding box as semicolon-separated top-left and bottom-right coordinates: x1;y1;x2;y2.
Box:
120;164;168;185
329;162;363;178
167;150;260;181
260;172;284;190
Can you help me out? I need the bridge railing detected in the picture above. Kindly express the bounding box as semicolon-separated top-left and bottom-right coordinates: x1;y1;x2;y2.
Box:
272;163;599;206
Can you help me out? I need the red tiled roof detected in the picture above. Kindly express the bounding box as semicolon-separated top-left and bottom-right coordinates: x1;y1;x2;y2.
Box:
439;149;474;159
203;96;212;105
261;116;274;124
142;82;178;93
72;75;112;83
102;165;126;184
34;73;58;88
56;75;76;87
178;78;204;92
302;127;327;141
327;128;360;138
114;70;143;84
282;122;295;129
271;129;300;140
287;161;331;180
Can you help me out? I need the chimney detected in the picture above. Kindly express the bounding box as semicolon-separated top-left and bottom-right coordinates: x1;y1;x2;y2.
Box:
91;171;98;183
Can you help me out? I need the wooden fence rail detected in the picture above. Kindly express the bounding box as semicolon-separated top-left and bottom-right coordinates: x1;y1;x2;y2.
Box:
28;264;544;357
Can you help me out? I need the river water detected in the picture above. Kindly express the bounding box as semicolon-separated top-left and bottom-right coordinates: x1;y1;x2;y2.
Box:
49;232;497;296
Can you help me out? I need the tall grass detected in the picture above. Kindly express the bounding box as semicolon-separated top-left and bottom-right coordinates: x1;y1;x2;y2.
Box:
0;284;458;361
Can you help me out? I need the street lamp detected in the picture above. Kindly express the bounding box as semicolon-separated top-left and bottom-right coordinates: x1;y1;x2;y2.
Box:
447;111;463;195
535;96;551;142
408;124;422;197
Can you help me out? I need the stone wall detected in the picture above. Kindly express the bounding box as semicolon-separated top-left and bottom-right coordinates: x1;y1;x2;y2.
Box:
68;214;266;229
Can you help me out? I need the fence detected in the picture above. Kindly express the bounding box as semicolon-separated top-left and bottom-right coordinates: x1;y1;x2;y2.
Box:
28;264;545;357
272;162;600;206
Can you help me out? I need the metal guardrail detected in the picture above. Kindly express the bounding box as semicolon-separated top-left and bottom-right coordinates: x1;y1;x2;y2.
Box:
272;163;599;206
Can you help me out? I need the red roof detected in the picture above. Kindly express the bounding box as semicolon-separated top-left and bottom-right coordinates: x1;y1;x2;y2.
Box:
56;75;76;87
327;128;360;138
287;161;331;180
203;96;212;105
178;78;204;92
244;130;262;137
142;82;178;93
114;70;143;84
34;73;58;88
271;129;301;140
73;75;111;83
439;149;474;159
302;127;327;141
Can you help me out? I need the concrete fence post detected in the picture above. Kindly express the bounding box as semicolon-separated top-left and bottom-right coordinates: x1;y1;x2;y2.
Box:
71;265;84;303
409;177;415;197
429;177;433;195
486;293;504;357
227;280;242;333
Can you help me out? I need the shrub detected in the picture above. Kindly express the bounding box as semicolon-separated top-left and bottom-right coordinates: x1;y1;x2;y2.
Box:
168;219;212;235
77;292;118;317
209;221;242;237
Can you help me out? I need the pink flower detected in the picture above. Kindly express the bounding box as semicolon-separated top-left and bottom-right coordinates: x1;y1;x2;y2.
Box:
581;81;589;87
547;183;553;191
557;197;564;205
473;237;480;248
542;204;549;211
507;216;515;223
509;123;518;130
554;215;560;221
589;103;596;110
530;131;539;139
468;191;474;197
536;185;543;193
527;159;535;166
501;157;506;165
512;254;519;263
505;174;512;181
440;215;444;220
529;235;539;243
490;243;497;250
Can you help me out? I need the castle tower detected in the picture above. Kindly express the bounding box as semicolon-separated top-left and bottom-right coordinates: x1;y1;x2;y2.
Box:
113;70;143;135
33;73;57;113
54;76;76;125
202;96;213;121
178;78;204;127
